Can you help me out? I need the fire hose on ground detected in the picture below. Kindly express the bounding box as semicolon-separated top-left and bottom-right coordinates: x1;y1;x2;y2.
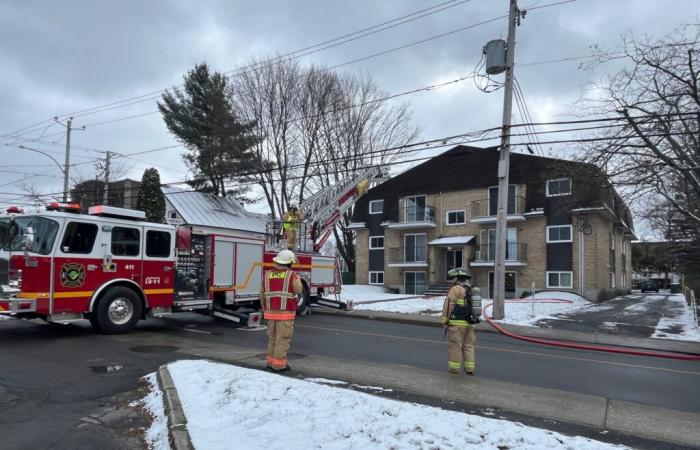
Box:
482;297;700;361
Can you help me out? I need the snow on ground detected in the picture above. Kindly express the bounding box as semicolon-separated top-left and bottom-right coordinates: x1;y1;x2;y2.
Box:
354;296;444;315
132;373;171;450
487;291;592;327
652;294;700;342
167;360;624;450
339;284;422;304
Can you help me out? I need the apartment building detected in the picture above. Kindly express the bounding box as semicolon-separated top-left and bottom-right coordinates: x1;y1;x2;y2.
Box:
350;146;635;301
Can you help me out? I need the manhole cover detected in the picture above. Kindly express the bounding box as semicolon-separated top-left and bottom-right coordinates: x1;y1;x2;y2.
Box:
130;345;179;353
91;364;124;373
255;352;308;361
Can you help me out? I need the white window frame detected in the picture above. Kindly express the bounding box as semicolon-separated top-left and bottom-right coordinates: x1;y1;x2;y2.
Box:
610;272;616;288
621;272;626;288
369;271;384;285
404;271;427;294
610;232;615;250
546;178;572;197
369;199;384;215
445;209;466;226
621;239;626;255
404;233;427;262
546;225;573;243
368;235;384;250
546;271;573;289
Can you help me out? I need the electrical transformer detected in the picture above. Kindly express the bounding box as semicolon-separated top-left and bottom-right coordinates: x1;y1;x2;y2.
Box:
484;39;507;75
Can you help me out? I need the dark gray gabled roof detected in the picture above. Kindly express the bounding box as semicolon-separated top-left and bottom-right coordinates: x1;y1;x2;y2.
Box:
162;185;267;234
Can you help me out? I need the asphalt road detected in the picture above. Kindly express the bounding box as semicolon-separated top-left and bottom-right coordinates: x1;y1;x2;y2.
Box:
0;311;699;449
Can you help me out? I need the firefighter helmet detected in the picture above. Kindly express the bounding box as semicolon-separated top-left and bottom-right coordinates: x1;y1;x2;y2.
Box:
273;249;296;265
447;268;471;279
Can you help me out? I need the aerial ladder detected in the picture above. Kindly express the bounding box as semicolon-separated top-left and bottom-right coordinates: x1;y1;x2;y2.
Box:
301;167;388;253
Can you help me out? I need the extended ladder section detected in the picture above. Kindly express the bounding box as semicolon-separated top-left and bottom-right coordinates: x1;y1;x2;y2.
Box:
301;167;387;252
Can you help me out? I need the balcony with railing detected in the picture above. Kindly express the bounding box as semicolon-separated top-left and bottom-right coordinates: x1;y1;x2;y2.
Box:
470;195;526;223
385;205;437;229
470;243;528;266
386;246;429;267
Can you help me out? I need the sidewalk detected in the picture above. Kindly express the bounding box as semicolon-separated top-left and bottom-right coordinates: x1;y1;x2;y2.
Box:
151;340;700;449
313;307;700;355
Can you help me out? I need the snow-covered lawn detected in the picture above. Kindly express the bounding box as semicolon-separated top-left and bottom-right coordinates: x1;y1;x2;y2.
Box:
652;294;700;342
339;284;422;304
352;290;594;325
166;360;624;450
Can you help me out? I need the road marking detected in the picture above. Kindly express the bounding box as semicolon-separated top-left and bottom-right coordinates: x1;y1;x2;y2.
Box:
296;323;700;376
181;327;212;335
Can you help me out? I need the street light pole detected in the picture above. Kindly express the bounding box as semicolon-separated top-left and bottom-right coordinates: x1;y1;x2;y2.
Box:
492;0;520;320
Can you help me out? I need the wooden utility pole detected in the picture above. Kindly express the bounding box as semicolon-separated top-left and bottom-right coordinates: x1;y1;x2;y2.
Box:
492;0;520;320
103;151;111;205
62;117;73;202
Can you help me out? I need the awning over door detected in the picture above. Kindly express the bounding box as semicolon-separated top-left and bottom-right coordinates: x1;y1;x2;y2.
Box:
428;236;474;246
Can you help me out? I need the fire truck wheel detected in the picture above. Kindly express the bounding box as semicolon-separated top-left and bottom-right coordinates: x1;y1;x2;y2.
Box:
94;286;143;334
296;283;310;314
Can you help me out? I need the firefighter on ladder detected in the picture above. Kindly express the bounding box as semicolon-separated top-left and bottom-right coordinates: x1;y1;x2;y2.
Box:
282;205;301;250
261;249;303;372
441;268;477;375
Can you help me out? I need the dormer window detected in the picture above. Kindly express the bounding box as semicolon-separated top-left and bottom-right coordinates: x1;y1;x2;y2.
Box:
546;178;571;197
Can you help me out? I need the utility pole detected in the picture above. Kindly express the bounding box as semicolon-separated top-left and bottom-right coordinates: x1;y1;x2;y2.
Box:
62;117;73;202
103;151;111;206
492;0;521;320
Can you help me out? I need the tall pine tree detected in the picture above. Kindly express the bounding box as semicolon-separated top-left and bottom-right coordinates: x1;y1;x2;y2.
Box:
158;62;261;202
137;168;165;223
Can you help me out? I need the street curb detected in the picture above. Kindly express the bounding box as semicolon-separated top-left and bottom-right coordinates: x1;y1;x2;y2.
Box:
156;365;195;450
312;307;700;355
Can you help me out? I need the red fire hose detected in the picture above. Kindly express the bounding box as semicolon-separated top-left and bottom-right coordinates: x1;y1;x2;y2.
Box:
483;298;700;361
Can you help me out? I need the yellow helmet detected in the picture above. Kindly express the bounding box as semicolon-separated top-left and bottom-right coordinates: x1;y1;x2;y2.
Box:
273;249;296;265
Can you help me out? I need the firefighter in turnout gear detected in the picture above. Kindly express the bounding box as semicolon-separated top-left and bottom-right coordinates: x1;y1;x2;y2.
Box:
261;249;303;372
441;268;479;375
282;205;301;250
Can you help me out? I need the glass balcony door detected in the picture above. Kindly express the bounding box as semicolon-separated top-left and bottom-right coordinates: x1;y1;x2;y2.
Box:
488;185;516;216
404;233;427;262
483;228;517;260
405;195;426;222
405;272;427;294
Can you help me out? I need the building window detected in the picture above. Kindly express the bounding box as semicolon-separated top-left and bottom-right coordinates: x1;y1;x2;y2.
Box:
621;273;626;288
446;210;466;225
369;271;384;285
146;230;172;258
369;200;384;214
546;178;572;197
60;222;98;254
610;272;616;288
369;235;384;250
488;185;517;215
546;225;572;243
404;233;427;262
405;195;427;221
547;271;573;289
169;211;178;219
620;238;625;255
610;232;615;250
112;227;140;256
405;271;427;294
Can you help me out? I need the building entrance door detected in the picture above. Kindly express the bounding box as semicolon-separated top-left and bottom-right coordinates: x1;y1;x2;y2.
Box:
488;271;517;299
445;249;463;280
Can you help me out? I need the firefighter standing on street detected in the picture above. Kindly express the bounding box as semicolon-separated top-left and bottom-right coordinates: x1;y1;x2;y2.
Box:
441;268;479;375
261;249;303;372
282;205;301;250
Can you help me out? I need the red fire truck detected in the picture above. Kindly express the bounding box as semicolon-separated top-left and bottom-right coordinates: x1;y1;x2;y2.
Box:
0;203;341;334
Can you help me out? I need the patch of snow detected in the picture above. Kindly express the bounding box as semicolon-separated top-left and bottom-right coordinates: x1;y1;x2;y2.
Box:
134;373;171;450
351;384;394;392
339;284;422;304
167;360;624;450
487;291;592;326
305;377;348;385
652;294;700;342
354;297;444;315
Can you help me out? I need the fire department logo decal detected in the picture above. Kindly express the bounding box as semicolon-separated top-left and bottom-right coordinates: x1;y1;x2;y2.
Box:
60;263;86;288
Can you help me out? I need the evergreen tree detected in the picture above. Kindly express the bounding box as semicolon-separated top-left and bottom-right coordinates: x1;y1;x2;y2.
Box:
137;168;165;223
158;62;261;202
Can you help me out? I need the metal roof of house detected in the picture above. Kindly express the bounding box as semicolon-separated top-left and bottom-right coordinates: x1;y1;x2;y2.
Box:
161;186;268;234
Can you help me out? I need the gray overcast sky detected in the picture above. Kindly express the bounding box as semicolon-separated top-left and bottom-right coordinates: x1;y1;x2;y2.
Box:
0;0;698;219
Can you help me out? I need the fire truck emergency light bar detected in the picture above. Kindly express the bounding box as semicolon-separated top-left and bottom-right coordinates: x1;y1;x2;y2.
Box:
46;202;81;212
88;205;146;221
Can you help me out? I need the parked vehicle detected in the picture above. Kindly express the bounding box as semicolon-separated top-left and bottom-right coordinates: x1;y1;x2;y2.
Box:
640;279;660;293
